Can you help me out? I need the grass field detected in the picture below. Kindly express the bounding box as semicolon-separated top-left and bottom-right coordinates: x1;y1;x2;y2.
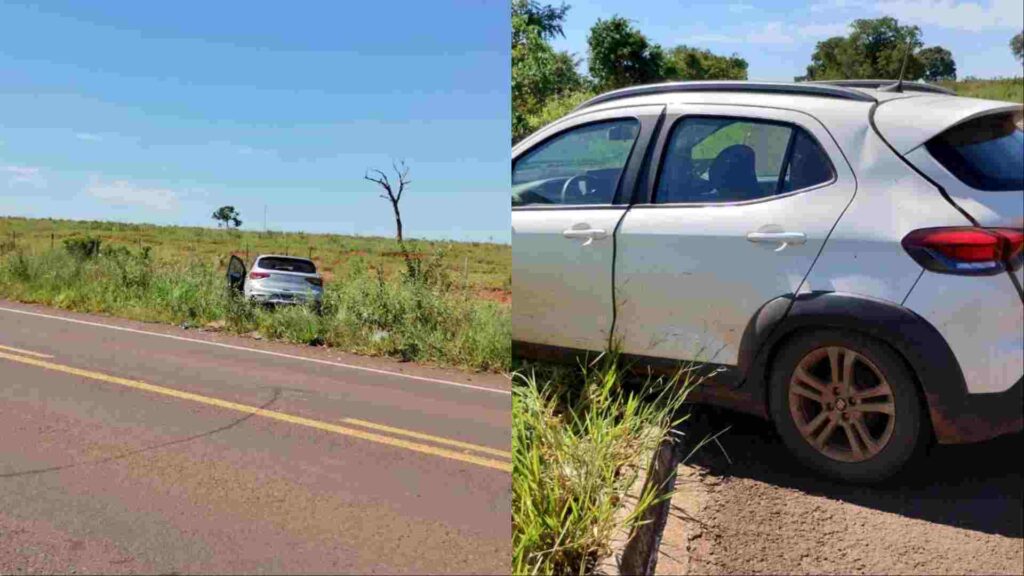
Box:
0;216;510;372
943;77;1023;104
0;217;510;298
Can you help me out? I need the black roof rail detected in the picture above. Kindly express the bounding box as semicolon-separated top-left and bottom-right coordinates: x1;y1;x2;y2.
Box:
805;79;955;95
573;81;877;111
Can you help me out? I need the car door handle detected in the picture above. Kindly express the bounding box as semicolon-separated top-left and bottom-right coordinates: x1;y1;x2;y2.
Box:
563;227;608;238
746;231;807;251
563;227;608;246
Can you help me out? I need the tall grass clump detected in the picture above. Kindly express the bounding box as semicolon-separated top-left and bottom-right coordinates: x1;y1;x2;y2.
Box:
0;245;509;372
512;354;701;575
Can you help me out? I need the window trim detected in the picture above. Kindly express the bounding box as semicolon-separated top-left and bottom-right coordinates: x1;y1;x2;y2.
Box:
512;117;641;209
511;106;664;211
647;114;838;207
512;117;642;210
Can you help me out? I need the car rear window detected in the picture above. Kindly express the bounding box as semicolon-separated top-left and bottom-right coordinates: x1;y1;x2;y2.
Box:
925;111;1024;191
257;257;316;274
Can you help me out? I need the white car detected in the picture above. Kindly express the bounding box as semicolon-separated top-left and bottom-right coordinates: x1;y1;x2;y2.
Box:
227;254;323;307
512;80;1023;482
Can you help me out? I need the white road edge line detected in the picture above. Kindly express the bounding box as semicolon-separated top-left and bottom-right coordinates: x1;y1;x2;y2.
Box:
0;305;511;396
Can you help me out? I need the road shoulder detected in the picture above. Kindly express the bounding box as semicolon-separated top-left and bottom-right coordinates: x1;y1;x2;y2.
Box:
0;298;510;392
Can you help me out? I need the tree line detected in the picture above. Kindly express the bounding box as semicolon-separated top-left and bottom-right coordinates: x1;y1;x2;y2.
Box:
513;0;748;142
513;0;1024;143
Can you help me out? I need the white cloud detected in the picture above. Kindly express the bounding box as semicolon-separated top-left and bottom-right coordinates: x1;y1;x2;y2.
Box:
727;3;755;13
3;165;46;188
874;0;1023;32
798;22;851;38
689;23;792;44
810;0;868;12
689;20;854;46
85;176;179;212
688;32;744;43
75;132;103;142
747;22;795;44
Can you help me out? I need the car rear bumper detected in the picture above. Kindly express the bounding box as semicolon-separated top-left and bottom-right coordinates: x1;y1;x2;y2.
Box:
247;290;322;305
928;376;1023;444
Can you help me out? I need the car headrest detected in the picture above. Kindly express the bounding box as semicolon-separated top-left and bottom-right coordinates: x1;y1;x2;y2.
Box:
709;144;760;200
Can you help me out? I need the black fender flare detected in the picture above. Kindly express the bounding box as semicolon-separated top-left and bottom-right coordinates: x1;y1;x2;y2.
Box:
734;291;970;435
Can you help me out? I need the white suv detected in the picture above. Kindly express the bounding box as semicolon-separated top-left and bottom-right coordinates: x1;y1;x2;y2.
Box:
512;81;1023;482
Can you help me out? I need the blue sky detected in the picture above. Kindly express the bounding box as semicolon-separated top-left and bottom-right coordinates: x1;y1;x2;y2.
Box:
552;0;1024;81
0;0;510;243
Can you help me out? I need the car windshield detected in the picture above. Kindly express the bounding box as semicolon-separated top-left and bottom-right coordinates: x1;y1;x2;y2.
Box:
926;111;1024;191
257;257;316;274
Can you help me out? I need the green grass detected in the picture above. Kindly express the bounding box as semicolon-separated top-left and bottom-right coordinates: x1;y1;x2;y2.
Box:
0;216;511;297
942;77;1023;104
0;219;510;372
512;354;701;575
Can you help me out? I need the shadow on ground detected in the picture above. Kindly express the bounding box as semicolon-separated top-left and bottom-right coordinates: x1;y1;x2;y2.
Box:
677;405;1023;538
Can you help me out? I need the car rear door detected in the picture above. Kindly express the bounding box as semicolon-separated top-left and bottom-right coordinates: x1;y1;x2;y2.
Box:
614;104;856;366
512;105;662;353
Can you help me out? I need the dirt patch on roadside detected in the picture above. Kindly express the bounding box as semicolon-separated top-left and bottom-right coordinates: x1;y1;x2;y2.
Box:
657;408;1023;575
476;288;511;305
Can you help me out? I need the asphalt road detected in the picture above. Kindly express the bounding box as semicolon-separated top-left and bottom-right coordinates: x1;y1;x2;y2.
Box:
0;300;511;574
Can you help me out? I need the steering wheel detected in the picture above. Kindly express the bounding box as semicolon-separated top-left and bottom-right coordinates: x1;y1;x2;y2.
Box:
560;174;586;204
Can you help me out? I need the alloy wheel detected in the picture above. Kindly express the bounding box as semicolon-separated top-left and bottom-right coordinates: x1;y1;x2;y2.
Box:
788;346;896;463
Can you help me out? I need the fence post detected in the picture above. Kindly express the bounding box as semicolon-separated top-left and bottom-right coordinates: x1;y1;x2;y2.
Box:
308;246;313;260
51;233;55;250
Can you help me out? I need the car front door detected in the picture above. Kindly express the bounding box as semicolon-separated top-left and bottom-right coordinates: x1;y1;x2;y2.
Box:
615;104;856;368
227;254;246;295
512;105;662;353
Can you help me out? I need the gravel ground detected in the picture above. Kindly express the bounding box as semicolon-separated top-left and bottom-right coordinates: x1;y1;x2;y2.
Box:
657;408;1023;575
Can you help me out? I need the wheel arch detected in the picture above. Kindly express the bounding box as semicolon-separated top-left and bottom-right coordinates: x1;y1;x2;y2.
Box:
736;291;967;439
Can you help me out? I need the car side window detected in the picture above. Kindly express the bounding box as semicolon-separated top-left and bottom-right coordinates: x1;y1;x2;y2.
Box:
782;129;836;193
512;119;639;207
655;116;834;204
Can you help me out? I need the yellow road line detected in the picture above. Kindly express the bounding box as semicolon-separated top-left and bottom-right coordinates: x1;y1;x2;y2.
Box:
342;418;510;459
0;350;511;473
0;344;54;359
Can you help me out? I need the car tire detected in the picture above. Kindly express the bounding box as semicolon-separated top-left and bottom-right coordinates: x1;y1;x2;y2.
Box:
768;329;926;483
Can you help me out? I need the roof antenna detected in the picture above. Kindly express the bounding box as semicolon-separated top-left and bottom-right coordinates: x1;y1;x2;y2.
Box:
879;36;915;93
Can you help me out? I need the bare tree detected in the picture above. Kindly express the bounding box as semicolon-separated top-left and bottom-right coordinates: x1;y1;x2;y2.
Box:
364;160;411;245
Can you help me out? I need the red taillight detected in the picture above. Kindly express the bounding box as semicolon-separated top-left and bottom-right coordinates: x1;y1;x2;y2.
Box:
902;227;1024;275
248;271;271;280
305;277;323;287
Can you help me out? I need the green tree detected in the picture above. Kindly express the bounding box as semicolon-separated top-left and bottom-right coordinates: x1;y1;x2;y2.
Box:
1012;31;1023;63
512;0;584;142
512;0;568;46
587;16;667;91
211;206;242;229
802;36;850;80
803;17;927;81
917;46;956;81
664;45;748;80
